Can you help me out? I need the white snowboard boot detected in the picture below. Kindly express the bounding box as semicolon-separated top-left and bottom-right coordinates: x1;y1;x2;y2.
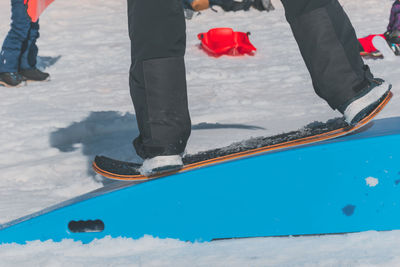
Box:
343;79;391;125
139;155;183;176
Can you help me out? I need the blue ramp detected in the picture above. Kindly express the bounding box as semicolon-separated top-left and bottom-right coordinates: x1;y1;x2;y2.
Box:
1;117;400;244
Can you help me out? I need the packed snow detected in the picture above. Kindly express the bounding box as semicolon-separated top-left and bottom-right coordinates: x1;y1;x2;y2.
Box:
1;0;400;266
366;177;379;187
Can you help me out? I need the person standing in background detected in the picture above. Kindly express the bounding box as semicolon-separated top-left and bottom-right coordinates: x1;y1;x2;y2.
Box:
0;0;50;87
384;0;400;54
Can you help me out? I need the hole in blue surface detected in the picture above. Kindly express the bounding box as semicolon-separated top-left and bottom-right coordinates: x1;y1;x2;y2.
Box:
68;220;105;233
342;205;356;216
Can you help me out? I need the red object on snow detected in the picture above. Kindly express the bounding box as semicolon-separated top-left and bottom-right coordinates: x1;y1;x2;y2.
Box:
197;28;257;56
25;0;55;22
358;34;385;53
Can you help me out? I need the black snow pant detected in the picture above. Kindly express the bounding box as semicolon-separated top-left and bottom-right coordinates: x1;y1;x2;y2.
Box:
281;0;374;112
128;0;373;159
128;0;191;159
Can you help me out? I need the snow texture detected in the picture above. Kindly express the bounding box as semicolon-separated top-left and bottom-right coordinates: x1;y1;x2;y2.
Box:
1;0;400;266
366;176;379;187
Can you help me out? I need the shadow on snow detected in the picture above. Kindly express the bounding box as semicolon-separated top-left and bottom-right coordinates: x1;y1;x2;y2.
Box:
49;111;265;183
37;55;62;70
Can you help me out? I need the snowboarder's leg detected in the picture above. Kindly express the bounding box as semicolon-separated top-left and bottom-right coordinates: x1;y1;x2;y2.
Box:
281;0;388;123
127;0;191;163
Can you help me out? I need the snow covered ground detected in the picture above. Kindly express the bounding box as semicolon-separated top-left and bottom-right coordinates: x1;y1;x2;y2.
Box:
1;0;400;266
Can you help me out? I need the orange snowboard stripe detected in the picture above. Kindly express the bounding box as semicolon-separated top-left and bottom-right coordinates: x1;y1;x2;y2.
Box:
93;91;392;181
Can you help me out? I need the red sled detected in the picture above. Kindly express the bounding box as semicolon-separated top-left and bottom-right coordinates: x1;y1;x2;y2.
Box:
24;0;54;22
197;28;257;57
358;34;385;53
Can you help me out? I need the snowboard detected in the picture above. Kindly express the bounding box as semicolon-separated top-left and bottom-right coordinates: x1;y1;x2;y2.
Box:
360;51;383;59
93;90;393;181
25;0;54;22
371;35;398;61
359;34;398;59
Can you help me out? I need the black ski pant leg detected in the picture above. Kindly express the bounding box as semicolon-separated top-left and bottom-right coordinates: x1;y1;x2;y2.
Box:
281;0;374;112
127;0;191;159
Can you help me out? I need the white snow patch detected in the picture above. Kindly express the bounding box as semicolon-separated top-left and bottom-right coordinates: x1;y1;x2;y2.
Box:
366;177;379;187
